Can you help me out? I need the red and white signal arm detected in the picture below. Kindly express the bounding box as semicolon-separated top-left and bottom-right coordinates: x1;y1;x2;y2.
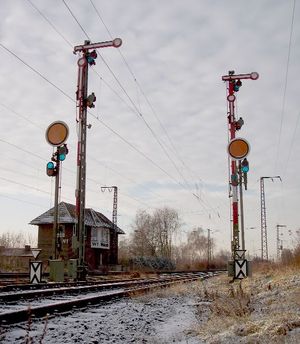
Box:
228;138;250;160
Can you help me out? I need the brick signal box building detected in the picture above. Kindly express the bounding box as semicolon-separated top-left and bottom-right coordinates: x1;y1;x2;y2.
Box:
30;202;125;270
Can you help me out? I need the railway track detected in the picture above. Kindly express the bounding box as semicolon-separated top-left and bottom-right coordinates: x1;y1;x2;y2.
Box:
0;272;220;325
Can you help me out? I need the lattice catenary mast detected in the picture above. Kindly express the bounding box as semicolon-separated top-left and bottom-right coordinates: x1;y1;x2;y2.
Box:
260;176;281;261
101;186;118;264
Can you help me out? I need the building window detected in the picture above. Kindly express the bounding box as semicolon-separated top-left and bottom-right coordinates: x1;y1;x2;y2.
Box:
57;225;65;238
91;227;110;249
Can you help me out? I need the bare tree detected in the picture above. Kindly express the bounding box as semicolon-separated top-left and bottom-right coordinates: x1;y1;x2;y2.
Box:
130;210;157;257
130;207;181;260
187;227;207;261
118;237;131;265
151;207;181;259
0;231;37;248
178;228;207;266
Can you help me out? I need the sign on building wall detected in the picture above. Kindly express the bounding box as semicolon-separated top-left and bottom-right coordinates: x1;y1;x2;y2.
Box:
91;227;110;249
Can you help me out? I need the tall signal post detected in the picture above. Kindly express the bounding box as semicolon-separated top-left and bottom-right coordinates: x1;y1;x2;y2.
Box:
73;38;122;279
101;186;118;264
45;121;69;260
260;176;281;261
222;71;259;269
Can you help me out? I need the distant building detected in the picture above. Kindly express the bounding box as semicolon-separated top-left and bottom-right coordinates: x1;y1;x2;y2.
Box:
30;202;125;270
0;245;34;272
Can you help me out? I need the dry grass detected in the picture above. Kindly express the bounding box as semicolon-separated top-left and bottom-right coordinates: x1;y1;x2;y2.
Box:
129;281;190;301
208;282;252;317
195;266;300;343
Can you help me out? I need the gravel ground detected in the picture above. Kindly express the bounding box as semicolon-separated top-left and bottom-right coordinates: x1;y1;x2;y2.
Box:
0;267;299;343
0;287;204;343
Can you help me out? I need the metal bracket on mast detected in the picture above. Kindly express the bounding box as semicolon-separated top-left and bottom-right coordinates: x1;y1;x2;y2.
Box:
222;72;259;81
73;38;122;54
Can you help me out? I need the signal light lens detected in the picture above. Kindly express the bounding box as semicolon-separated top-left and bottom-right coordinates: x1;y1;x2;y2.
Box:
58;154;66;161
233;80;242;92
231;174;239;186
241;158;249;173
57;144;68;161
47;162;55;169
241;165;249;173
86;50;98;65
46;161;56;176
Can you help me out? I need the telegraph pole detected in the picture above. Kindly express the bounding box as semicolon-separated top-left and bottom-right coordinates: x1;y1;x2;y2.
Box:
260;176;281;261
276;224;286;260
101;186;118;264
73;38;122;279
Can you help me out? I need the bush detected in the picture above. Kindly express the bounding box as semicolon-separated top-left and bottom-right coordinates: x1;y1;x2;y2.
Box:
129;256;175;271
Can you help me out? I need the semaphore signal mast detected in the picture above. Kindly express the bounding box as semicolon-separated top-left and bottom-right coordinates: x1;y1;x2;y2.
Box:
73;38;122;280
222;70;259;279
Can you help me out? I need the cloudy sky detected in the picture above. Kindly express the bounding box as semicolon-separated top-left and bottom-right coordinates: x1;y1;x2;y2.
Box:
0;0;299;258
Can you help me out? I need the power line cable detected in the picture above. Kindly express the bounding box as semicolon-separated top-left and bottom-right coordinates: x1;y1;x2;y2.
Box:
283;109;300;177
0;193;46;208
87;154;166;201
0;25;219;218
0;176;50;195
0;138;45;161
90;0;201;185
88;0;224;214
91;68;137;117
0;102;166;210
62;0;195;194
26;0;73;49
27;0;216;212
0;165;46;181
274;0;296;174
0;102;44;130
0;43;74;103
0;125;156;213
0;43;178;185
0;114;162;212
62;0;90;39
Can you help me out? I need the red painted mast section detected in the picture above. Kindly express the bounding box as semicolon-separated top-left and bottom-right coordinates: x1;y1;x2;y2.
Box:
227;79;239;257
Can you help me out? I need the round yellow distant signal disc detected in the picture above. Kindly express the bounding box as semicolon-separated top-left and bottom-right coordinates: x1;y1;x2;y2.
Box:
46;121;69;146
228;138;250;159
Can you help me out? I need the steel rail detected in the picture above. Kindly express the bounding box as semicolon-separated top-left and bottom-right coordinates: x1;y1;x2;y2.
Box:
0;276;183;302
0;273;217;325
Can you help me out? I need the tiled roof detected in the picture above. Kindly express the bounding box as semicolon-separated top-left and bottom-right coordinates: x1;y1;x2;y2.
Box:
0;247;34;257
30;202;124;234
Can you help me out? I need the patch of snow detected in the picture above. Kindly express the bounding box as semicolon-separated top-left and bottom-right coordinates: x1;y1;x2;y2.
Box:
0;287;205;343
